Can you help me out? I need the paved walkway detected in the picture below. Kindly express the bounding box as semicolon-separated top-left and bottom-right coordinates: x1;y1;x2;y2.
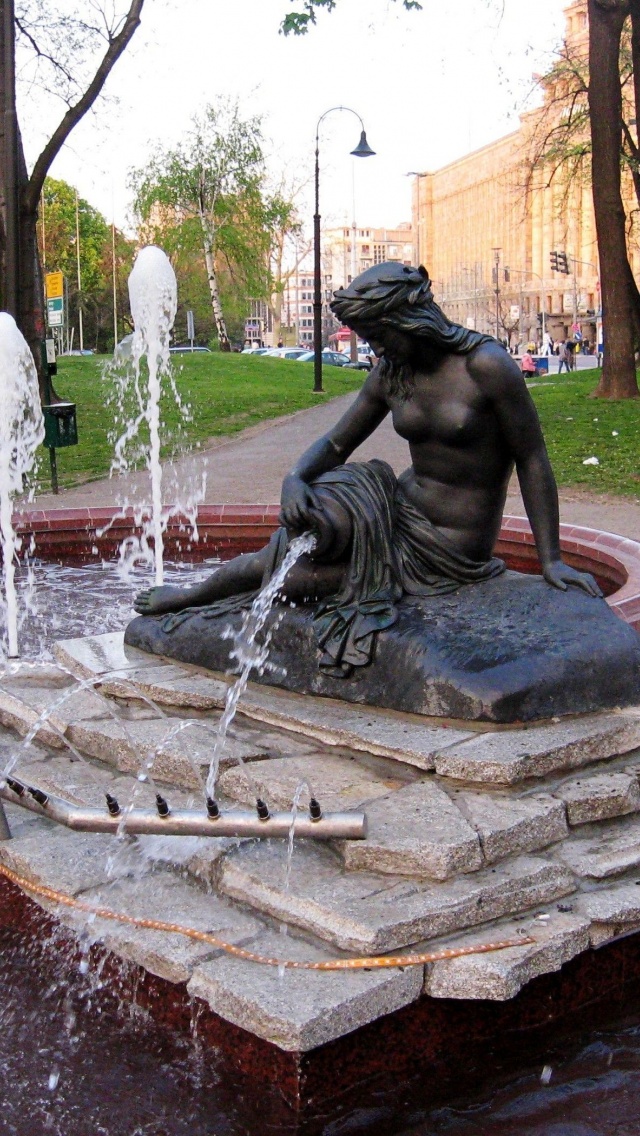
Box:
25;392;640;540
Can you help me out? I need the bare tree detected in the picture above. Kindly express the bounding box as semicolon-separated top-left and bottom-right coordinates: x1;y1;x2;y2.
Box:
0;0;144;382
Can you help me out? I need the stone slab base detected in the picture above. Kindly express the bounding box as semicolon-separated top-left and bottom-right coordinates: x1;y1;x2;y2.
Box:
5;872;640;1134
125;571;640;723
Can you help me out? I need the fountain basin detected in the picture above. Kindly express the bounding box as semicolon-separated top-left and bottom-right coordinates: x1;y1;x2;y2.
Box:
12;505;640;631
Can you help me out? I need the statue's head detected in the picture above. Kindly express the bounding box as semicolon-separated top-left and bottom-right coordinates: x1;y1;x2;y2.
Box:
331;263;491;396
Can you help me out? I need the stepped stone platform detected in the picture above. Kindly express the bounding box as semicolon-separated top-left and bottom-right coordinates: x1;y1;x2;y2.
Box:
3;630;640;1112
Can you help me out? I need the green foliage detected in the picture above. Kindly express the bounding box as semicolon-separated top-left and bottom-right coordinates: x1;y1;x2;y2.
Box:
39;176;135;351
131;99;277;343
529;369;640;497
281;0;421;35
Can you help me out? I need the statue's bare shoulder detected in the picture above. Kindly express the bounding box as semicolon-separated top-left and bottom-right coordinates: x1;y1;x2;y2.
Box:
466;340;529;398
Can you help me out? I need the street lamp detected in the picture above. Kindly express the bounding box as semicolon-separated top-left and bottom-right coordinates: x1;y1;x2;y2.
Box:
313;107;375;393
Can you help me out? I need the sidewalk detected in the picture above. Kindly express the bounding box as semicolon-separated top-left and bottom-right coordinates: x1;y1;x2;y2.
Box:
25;392;640;540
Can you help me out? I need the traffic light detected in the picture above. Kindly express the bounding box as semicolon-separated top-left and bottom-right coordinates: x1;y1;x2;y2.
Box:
550;250;559;272
558;251;570;275
503;267;510;283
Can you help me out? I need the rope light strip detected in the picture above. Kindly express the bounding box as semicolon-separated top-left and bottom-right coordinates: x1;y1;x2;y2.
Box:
0;862;535;971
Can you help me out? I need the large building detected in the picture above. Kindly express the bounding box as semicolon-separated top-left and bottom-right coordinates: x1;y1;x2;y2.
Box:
410;1;618;348
277;224;414;346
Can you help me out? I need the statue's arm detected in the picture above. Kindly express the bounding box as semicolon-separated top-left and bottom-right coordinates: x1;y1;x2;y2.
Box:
470;344;602;596
280;368;389;530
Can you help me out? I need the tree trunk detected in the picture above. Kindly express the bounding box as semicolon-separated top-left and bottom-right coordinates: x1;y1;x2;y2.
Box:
17;126;48;396
199;211;230;350
271;288;283;343
589;0;639;397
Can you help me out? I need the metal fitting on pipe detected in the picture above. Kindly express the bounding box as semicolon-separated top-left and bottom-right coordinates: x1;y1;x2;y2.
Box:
0;781;367;841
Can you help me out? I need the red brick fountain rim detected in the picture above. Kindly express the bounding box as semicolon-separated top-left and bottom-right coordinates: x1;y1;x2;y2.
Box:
13;505;640;633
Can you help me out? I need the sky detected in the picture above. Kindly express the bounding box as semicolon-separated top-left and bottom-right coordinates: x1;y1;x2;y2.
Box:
18;0;568;239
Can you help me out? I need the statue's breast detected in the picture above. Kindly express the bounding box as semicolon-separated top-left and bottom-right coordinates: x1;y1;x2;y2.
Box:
392;396;484;446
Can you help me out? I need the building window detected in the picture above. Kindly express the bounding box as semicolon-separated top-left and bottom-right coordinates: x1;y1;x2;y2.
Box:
373;244;385;264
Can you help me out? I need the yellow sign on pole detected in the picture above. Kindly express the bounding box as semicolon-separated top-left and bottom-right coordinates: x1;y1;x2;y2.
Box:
45;271;64;300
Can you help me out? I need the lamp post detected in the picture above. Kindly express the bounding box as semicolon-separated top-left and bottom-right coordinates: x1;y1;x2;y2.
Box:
313;106;374;393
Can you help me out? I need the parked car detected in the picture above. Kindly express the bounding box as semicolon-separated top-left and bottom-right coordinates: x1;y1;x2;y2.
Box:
241;346;270;355
296;350;351;367
169;345;211;354
263;347;309;360
343;359;372;371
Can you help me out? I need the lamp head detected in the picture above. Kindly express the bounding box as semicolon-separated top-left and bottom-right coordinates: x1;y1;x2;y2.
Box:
351;130;375;158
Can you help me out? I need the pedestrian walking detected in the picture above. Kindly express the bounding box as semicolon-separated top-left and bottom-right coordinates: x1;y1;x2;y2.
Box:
558;340;571;374
520;351;537;379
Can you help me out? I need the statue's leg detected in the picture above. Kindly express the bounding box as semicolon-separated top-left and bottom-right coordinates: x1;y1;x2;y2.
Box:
133;542;279;616
133;490;352;617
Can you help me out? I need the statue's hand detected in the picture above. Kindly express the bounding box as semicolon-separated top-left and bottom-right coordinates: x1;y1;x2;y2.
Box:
280;475;320;533
543;560;603;598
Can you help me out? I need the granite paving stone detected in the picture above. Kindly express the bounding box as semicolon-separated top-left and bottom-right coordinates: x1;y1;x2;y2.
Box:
0;680;115;730
218;754;405;814
580;881;640;926
54;633;163;679
589;919;640;948
424;909;590;1000
337;781;483;880
554;771;640;826
434;713;640;785
450;789;568;863
219;841;576;953
99;665;229;710
556;814;640;879
10;750;120;806
57;872;263;984
0;824;137;894
54;633;476;768
0;685;67;748
187;929;423;1052
66;717;268;787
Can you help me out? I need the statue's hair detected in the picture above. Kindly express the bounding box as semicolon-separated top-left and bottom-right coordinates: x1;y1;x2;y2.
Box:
330;263;493;354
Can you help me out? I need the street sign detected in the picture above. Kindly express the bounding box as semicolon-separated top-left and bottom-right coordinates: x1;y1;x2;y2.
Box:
509;304;520;321
47;297;63;327
45;272;64;300
186;310;195;342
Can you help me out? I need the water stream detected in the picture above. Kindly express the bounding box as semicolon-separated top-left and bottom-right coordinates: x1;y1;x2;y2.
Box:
119;245;178;585
0;314;44;658
206;531;316;800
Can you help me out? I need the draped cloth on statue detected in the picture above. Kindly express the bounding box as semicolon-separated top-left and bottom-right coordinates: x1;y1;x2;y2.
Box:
158;459;505;676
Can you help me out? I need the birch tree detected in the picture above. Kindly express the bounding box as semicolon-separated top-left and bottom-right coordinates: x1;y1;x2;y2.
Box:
132;100;270;351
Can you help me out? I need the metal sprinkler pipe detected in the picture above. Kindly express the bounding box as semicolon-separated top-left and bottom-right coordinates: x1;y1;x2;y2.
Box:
0;780;367;841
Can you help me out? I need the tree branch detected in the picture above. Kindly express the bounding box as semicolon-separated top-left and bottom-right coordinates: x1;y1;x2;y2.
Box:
24;0;144;214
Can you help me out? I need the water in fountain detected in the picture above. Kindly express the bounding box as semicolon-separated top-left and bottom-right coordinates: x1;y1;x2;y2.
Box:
0;313;44;658
122;245;178;585
206;531;316;800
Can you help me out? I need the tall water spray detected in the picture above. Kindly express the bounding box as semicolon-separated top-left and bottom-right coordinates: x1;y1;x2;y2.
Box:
128;247;178;585
0;314;44;657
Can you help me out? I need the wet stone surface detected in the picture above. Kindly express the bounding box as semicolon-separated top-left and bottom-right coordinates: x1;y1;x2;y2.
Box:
3;635;640;1054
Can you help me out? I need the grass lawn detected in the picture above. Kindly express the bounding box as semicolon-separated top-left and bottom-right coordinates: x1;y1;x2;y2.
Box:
45;353;364;490
528;368;640;498
43;356;639;497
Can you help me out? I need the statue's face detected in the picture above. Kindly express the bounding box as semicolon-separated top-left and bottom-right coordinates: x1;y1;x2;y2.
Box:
366;326;414;366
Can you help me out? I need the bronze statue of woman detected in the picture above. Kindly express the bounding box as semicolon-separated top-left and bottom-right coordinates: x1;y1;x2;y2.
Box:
133;262;600;675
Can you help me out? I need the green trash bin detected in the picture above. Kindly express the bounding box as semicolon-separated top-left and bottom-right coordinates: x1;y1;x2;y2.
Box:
42;403;78;449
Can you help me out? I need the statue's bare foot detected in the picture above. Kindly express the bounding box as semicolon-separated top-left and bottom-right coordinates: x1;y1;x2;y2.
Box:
133;585;194;616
